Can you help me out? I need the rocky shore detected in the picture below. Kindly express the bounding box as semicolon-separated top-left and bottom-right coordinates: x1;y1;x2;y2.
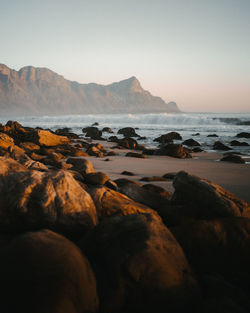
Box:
0;120;249;313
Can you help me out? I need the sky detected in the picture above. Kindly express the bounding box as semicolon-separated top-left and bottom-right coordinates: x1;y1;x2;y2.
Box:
0;0;249;112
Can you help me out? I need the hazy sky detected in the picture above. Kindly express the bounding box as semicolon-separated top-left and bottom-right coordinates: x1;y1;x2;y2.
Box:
0;0;249;112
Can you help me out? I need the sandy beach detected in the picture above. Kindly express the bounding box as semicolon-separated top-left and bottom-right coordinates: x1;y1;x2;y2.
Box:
85;140;250;203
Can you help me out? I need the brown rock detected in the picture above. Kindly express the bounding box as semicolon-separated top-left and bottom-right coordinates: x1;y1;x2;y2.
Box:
220;154;245;164
19;142;40;151
23;129;70;147
0;132;14;149
172;171;250;219
85;172;110;185
72;149;89;157
0;156;27;176
80;213;200;313
142;184;172;199
0;229;99;313
0;170;97;237
87;186;153;219
155;144;192;158
82;127;103;140
118;137;138;149
66;158;95;175
121;170;135;176
154;131;182;143
117;127;140;137
126;152;146;158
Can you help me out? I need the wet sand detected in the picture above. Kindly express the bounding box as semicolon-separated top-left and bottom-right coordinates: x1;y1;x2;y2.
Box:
84;140;250;203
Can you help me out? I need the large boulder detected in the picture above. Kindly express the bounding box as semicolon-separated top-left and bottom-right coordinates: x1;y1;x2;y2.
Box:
23;129;70;147
230;140;249;146
0;229;99;313
172;217;250;278
155;144;192;158
117;137;138;149
79;213;200;313
87;186;154;219
0;156;26;176
0;132;14;149
213;141;231;151
117;127;140;137
172;171;250;219
0;170;97;237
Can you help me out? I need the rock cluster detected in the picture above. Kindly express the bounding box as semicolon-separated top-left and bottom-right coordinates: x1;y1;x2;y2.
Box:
0;120;249;313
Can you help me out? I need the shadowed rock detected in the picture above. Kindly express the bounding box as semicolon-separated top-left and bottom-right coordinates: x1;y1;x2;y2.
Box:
79;213;201;313
172;171;250;219
82;127;103;140
213;141;231;151
126;152;146;158
230;140;249;146
66;157;95;175
236;132;250;139
117;127;140;137
182;138;201;147
85;172;110;185
154;131;182;143
220;154;245;164
0;229;99;313
0;156;27;176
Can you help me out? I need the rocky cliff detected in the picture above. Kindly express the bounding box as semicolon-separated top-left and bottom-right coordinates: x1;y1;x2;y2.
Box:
0;64;180;115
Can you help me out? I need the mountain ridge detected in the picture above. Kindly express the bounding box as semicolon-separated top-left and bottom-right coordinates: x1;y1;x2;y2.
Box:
0;64;180;115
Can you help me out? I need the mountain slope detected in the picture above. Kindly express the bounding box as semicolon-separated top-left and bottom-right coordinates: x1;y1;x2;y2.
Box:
0;64;180;115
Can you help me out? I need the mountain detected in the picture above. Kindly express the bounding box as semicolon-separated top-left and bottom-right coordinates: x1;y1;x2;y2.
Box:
0;64;180;115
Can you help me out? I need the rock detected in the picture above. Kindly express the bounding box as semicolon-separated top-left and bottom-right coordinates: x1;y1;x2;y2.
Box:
23;129;70;147
91;122;99;126
172;217;250;279
72;149;89;157
55;128;80;139
230;140;249;146
117;127;139;137
0;132;14;149
162;172;177;179
115;179;172;218
87;186;153;219
108;135;118;143
182;138;201;147
41;152;64;168
0;157;27;176
19;141;41;151
220;154;245;164
104;179;118;191
22;159;49;171
126;152;146;158
0;229;99;313
85;172;110;185
66;158;95;175
172;171;250;219
236;132;250;138
213;141;231;151
207;134;218;137
29;152;45;161
155;144;192;159
80;213;201;313
0;170;97;237
102;127;113;133
118;137;138;149
192;133;200;136
142;184;172;199
82;127;103;140
140;176;167;182
121;170;135;176
106;151;116;156
87;146;104;158
154;132;182;143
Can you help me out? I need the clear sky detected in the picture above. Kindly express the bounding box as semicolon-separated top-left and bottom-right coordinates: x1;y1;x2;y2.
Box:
0;0;249;112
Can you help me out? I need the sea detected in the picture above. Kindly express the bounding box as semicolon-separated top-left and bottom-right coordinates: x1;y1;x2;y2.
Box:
0;112;250;156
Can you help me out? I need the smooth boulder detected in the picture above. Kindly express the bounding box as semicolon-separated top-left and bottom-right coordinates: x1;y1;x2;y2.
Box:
80;213;200;313
0;229;99;313
155;144;192;158
172;171;250;219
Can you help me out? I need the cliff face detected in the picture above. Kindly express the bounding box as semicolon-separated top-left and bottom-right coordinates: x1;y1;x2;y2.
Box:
0;64;180;115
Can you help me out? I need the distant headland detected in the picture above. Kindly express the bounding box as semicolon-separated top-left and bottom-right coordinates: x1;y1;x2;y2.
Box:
0;64;180;115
